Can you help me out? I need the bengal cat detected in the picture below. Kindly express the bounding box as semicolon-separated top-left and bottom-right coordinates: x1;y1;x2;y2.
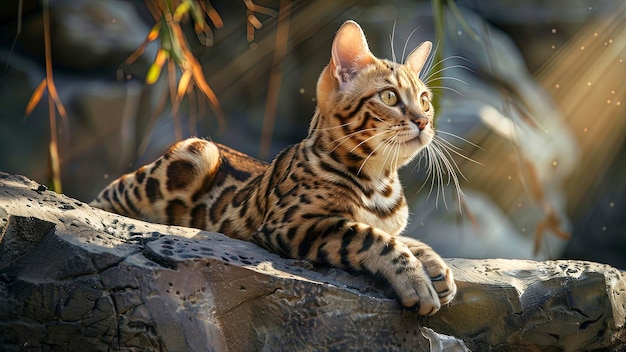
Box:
91;20;456;315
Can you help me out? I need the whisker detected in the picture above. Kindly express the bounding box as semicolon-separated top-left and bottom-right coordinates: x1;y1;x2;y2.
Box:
423;64;474;83
377;137;396;179
424;76;469;86
385;135;400;179
417;145;439;204
434;130;485;151
432;146;447;208
433;142;466;209
427;86;465;96
430;142;456;185
401;26;420;64
433;137;484;166
329;127;384;153
433;135;466;152
389;20;397;63
395;138;404;174
413;149;428;174
415;141;469;211
425;55;471;72
423;56;471;81
357;134;394;175
431;139;468;182
390;136;401;176
349;130;390;154
428;144;449;208
311;121;355;132
373;115;393;126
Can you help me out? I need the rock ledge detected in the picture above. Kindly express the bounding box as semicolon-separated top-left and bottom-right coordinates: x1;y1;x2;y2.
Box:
0;172;624;351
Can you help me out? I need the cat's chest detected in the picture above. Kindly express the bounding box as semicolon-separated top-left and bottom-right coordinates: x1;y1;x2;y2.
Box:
353;181;409;236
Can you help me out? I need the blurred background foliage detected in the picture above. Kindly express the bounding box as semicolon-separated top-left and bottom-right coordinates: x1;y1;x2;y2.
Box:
0;0;624;268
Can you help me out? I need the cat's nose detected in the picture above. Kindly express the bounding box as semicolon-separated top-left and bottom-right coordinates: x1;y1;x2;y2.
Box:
412;117;429;131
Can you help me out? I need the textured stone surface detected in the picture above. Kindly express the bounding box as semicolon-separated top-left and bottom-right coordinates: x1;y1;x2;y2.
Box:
0;172;624;351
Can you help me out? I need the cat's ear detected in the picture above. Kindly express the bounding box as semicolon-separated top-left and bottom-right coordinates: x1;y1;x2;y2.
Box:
331;20;374;90
406;41;432;77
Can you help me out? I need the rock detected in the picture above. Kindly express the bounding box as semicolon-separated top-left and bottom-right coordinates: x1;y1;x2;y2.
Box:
2;1;624;268
18;0;155;72
0;172;624;351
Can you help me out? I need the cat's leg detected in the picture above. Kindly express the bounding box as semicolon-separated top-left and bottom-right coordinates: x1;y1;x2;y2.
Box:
252;217;448;315
396;236;456;306
90;138;221;227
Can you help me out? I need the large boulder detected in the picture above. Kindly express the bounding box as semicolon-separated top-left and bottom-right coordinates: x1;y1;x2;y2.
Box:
0;172;624;351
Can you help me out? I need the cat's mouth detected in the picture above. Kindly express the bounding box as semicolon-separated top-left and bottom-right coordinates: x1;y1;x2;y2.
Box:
403;130;433;147
409;134;421;141
405;135;424;146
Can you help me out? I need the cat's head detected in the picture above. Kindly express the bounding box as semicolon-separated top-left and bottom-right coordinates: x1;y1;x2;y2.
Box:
313;20;434;175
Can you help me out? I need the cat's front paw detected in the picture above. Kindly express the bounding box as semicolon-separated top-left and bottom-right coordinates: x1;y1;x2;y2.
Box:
383;244;456;315
428;264;456;306
396;237;457;308
391;265;443;315
413;248;457;307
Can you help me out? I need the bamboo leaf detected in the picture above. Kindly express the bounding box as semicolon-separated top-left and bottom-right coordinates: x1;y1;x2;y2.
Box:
170;67;191;118
146;49;169;84
187;0;205;29
176;69;192;100
205;2;223;28
123;22;161;67
46;79;68;123
173;0;192;22
49;139;62;193
189;57;225;130
164;16;184;63
25;78;47;115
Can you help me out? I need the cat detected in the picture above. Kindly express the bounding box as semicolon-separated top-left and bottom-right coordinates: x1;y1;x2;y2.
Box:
91;20;456;315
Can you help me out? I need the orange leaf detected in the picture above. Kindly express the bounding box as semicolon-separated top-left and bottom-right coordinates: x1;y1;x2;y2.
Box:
167;59;177;102
191;61;220;109
248;15;262;29
123;23;161;67
176;69;192;100
206;7;223;28
545;206;572;240
25;78;47;116
171;69;192;118
147;22;161;41
46;79;68;122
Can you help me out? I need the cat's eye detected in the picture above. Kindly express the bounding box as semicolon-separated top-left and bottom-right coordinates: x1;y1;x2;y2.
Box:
420;92;430;111
380;89;398;106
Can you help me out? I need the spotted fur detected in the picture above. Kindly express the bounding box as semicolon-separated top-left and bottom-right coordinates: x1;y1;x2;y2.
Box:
91;21;456;315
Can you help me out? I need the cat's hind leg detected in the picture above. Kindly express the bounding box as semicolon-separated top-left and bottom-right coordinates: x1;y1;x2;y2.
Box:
90;138;222;227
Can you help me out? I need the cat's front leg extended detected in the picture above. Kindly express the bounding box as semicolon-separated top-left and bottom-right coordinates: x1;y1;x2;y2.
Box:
252;217;453;315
